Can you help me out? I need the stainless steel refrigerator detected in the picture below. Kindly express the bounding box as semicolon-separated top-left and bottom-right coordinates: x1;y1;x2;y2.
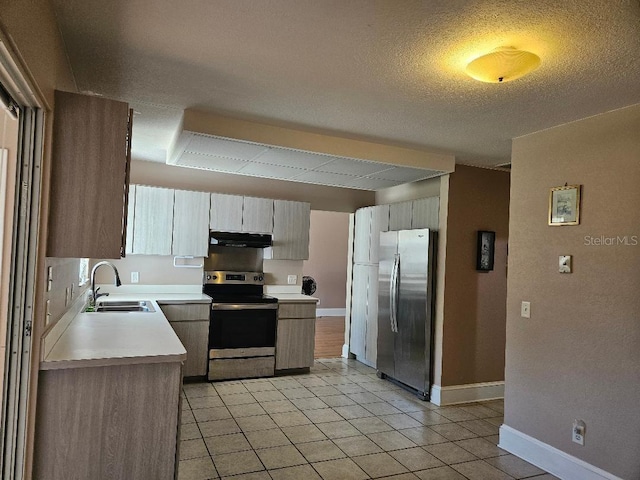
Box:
377;228;436;400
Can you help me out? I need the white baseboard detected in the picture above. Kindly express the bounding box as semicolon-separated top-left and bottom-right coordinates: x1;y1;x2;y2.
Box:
499;425;622;480
429;381;504;406
316;308;346;317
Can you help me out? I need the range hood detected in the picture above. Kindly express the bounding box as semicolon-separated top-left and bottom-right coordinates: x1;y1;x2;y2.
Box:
209;231;273;248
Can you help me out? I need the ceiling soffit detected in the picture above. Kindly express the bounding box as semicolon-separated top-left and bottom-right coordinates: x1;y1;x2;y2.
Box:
168;110;455;191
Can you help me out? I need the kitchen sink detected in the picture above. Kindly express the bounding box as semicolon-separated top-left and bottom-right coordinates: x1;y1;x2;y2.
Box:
86;300;156;313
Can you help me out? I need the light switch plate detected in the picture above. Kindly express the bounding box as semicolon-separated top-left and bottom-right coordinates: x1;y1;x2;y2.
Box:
521;301;531;318
559;255;572;273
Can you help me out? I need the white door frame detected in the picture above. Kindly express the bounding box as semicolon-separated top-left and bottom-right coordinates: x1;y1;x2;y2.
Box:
0;38;44;480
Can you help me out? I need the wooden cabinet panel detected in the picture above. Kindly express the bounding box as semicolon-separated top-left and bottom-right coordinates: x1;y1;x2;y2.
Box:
47;90;131;258
388;201;413;231
242;197;273;234
131;186;174;255
272;200;310;260
411;197;440;230
169;321;209;377
210;193;243;232
276;318;316;370
34;362;181;480
159;303;209;322
172;190;210;256
278;302;317;319
160;303;209;378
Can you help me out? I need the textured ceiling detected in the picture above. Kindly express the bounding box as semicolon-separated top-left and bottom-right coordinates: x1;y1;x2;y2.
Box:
52;0;640;171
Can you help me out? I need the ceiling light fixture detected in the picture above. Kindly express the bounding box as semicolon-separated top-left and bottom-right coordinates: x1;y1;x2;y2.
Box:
465;47;541;83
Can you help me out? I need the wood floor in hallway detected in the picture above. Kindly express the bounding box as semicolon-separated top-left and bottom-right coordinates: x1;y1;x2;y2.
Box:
314;316;345;359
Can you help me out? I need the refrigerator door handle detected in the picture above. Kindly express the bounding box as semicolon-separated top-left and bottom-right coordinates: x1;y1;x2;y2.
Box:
390;254;400;333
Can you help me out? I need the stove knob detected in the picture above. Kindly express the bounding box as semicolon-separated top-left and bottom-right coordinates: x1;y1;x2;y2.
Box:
206;275;211;281
253;275;259;281
258;275;264;282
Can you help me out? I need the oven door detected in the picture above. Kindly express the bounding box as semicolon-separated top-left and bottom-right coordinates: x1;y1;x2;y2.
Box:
209;303;277;357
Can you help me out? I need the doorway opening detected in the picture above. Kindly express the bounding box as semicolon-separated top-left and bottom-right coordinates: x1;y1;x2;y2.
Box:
303;210;350;359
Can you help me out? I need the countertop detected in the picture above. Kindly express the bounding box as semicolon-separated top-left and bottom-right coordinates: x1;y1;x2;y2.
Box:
269;293;319;303
41;293;212;371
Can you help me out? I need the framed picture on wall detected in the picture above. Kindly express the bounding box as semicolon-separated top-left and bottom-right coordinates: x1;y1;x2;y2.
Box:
549;185;581;226
476;230;495;272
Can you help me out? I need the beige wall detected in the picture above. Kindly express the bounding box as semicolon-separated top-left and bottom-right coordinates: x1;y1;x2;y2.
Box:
505;104;640;479
131;159;375;213
93;256;204;285
441;165;510;386
303;210;350;309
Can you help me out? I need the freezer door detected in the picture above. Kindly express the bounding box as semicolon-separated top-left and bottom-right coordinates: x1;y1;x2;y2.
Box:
376;231;397;377
393;229;432;393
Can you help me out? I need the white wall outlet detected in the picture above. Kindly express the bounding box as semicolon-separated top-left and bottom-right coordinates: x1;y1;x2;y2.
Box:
572;419;586;445
521;301;531;318
287;275;297;285
559;255;572;273
131;271;139;283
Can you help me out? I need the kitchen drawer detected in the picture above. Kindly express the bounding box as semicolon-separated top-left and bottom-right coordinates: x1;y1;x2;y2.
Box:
278;302;316;319
159;303;209;322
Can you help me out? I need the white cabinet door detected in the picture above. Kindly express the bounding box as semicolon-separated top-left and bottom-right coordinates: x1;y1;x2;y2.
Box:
411;197;439;230
125;184;136;255
353;207;372;264
132;185;174;255
173;190;210;256
350;264;368;359
210;193;243;232
272;200;310;260
242;197;273;234
389;201;413;231
369;205;389;264
364;265;379;367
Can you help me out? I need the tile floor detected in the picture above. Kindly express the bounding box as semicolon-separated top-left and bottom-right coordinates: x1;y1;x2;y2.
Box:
179;358;556;480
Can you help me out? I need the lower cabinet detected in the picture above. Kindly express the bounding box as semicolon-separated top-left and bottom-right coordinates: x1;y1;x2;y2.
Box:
276;301;317;370
160;303;210;378
34;361;182;480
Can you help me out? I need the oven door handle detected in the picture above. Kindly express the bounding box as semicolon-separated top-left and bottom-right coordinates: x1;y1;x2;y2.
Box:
211;303;279;310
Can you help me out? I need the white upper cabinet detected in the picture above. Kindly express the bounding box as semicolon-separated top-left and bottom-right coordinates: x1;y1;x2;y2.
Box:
272;200;310;260
242;197;274;234
353;204;389;265
369;205;389;264
411;197;440;230
125;184;136;255
353;207;372;264
388;201;413;231
132;185;174;255
173;190;210;256
210;193;243;232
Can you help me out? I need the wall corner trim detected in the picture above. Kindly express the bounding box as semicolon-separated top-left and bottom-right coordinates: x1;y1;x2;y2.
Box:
430;381;504;406
499;425;623;480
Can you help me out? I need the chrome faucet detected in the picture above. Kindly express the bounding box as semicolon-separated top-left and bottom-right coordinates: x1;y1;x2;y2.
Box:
89;261;122;307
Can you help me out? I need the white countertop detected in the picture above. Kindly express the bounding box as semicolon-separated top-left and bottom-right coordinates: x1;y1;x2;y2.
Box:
41;293;212;371
269;293;319;303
